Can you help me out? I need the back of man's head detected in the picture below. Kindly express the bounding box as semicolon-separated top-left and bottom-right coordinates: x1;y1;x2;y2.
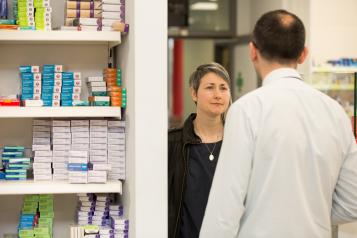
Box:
252;9;305;64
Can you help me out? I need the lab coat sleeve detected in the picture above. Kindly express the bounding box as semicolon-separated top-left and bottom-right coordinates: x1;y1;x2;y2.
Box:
332;132;357;224
199;103;254;238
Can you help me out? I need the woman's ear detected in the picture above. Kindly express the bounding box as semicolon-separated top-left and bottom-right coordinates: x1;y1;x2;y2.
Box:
190;87;197;103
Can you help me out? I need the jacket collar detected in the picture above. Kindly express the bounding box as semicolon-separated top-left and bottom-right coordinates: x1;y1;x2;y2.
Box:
182;113;201;144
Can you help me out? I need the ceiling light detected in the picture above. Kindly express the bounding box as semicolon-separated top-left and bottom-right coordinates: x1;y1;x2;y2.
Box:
190;2;218;11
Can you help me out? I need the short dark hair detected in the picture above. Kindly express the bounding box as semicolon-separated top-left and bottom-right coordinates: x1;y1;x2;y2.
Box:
252;9;305;64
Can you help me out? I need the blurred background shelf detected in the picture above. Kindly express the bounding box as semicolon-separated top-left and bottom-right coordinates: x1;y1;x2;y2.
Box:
0;180;122;195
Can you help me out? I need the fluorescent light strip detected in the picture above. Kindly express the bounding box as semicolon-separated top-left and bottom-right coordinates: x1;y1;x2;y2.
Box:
190;2;218;11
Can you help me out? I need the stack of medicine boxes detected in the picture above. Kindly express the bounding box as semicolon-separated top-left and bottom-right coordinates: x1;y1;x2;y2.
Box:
77;193;95;226
32;119;52;181
18;194;54;238
91;194;110;227
77;193;111;226
61;71;82;106
52;120;71;180
110;214;129;237
87;75;109;106
36;194;54;238
2;146;30;181
105;68;121;107
42;65;63;107
100;0;125;31
89;120;108;183
71;120;90;152
68;150;89;184
18;195;38;238
34;0;52;31
20;65;41;103
108;120;125;180
17;0;35;29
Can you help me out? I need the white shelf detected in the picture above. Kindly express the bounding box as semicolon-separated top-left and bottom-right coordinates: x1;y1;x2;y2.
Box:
0;106;121;118
0;180;122;195
311;84;354;91
312;66;357;73
0;30;121;47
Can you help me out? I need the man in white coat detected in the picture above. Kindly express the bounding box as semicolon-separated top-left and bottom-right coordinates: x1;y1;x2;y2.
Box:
199;9;357;238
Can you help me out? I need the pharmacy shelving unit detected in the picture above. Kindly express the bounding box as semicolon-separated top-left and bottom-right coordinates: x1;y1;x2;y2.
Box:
0;30;121;47
310;84;354;91
309;66;357;149
0;30;124;237
309;66;357;118
0;180;122;195
312;66;357;74
0;1;167;237
0;106;121;118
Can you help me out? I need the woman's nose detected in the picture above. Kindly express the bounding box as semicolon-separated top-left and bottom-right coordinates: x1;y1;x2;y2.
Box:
213;88;222;98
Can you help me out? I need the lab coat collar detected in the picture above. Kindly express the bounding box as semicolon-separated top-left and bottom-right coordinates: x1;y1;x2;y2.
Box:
262;68;302;87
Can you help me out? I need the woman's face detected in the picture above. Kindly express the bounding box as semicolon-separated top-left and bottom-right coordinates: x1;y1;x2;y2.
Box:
191;72;231;118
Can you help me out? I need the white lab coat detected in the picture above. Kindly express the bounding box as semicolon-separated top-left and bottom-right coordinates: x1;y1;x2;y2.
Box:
200;68;357;238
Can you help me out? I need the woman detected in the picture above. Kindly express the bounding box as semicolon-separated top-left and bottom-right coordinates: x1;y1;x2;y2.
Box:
168;63;232;238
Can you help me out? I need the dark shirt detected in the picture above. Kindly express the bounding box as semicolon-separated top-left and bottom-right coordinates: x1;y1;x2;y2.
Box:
179;140;223;238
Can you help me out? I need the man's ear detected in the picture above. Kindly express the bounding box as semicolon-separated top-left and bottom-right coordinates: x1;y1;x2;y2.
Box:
297;47;309;64
190;87;197;103
249;42;258;62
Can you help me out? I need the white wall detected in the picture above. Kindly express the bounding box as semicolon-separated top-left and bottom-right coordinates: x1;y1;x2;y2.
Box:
234;0;285;100
124;0;168;237
117;0;134;235
233;44;256;99
234;0;286;100
233;0;256;100
250;0;284;25
236;0;251;35
310;0;357;64
183;40;215;119
234;0;311;100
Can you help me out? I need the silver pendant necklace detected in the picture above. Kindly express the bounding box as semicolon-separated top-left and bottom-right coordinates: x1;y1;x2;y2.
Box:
203;142;217;161
194;120;221;161
209;154;215;161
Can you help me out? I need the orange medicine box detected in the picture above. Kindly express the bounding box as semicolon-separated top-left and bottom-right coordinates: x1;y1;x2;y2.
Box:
107;86;122;92
111;97;122;106
103;68;117;74
111;102;121;107
109;91;122;97
105;77;117;82
106;82;118;87
104;73;117;79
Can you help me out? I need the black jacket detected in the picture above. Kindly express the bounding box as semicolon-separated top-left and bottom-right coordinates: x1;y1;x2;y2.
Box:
168;113;201;238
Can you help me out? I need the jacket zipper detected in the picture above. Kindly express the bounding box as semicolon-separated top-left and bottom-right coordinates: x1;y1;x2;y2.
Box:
173;143;189;238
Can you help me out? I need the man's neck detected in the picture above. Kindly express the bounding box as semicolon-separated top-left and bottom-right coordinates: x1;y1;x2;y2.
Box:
259;60;298;81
